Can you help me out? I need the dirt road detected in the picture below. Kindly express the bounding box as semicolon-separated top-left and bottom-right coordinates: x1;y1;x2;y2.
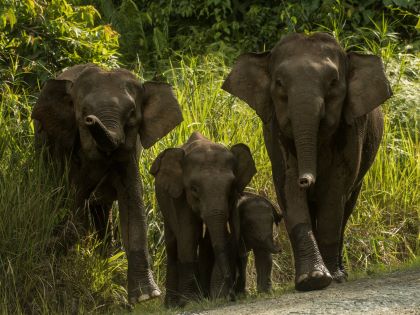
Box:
200;268;420;315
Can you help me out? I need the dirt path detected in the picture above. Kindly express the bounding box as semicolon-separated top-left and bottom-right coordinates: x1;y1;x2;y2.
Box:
200;268;420;315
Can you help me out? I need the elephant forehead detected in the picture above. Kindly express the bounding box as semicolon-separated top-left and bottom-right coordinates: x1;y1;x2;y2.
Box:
274;56;339;79
185;147;234;168
272;33;342;58
75;69;137;94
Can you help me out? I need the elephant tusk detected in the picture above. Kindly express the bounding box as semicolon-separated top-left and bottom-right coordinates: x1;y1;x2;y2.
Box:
226;222;231;234
202;223;207;238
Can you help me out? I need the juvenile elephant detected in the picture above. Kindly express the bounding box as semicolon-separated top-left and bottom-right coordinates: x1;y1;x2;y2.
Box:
223;33;392;291
150;132;256;307
31;64;183;303
236;192;282;294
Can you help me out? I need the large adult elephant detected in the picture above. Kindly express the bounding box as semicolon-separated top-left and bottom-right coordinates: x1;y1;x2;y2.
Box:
31;64;183;304
222;33;392;291
150;132;256;307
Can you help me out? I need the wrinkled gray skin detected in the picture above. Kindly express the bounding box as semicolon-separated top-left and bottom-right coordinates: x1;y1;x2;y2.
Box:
31;64;183;304
235;192;282;294
223;33;392;291
150;132;256;307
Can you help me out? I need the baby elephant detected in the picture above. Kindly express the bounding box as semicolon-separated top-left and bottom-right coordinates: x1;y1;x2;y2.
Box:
150;132;256;307
236;192;282;294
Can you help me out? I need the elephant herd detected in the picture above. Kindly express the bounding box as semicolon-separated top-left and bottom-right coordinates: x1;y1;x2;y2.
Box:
31;33;392;307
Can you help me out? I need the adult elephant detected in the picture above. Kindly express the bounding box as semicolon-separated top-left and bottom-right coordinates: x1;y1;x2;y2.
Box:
31;63;183;304
150;132;256;307
222;33;392;291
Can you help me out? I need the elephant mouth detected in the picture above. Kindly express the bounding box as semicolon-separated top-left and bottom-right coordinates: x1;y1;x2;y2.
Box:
85;115;122;153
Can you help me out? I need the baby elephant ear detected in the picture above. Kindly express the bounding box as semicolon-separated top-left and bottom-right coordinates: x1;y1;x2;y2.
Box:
345;52;393;124
139;82;183;149
150;148;185;198
222;52;273;124
31;79;76;152
231;143;257;192
272;204;283;226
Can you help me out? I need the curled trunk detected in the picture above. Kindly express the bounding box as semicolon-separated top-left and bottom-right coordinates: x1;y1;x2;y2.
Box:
85;115;120;152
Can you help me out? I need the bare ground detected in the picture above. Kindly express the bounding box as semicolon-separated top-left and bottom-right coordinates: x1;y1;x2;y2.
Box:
198;268;420;315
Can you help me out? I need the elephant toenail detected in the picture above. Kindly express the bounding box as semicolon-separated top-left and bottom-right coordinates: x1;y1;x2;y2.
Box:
138;294;150;301
151;290;161;297
311;270;324;278
297;273;309;283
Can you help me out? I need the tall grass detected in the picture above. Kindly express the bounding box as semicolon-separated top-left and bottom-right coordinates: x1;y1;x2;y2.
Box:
0;49;418;313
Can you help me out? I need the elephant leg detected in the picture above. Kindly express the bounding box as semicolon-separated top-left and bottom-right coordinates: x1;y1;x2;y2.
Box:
234;243;248;295
254;248;273;293
176;210;200;306
164;225;179;308
264;124;331;291
316;191;347;283
338;183;363;277
89;202;112;242
114;156;160;304
198;230;214;298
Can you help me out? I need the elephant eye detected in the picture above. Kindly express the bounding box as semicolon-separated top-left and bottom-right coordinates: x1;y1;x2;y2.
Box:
329;78;338;88
275;78;283;87
190;185;199;197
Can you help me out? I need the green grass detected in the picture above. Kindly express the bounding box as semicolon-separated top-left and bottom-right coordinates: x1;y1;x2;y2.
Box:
0;44;419;313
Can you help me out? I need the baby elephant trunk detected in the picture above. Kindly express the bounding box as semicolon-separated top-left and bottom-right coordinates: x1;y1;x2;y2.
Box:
85;115;120;152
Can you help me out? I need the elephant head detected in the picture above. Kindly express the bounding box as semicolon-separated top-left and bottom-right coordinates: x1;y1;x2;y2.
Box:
32;64;183;161
150;132;256;298
223;33;392;188
239;193;282;254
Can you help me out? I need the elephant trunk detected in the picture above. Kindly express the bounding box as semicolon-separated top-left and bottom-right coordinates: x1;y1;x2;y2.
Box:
85;115;121;152
290;98;321;189
205;212;234;300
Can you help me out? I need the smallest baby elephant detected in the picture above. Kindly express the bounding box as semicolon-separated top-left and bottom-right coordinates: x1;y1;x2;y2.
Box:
236;192;282;294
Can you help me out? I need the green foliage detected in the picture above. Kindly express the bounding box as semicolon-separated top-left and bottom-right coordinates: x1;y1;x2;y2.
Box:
85;0;419;66
1;50;418;312
0;0;119;85
0;0;418;313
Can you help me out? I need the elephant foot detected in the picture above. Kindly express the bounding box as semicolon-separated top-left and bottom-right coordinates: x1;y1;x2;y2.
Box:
127;250;161;305
164;294;180;308
177;261;200;306
331;269;347;283
290;224;332;292
295;266;332;291
257;285;273;294
318;243;347;284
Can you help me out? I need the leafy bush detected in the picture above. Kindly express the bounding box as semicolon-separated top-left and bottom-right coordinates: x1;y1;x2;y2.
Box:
0;0;119;85
83;0;419;66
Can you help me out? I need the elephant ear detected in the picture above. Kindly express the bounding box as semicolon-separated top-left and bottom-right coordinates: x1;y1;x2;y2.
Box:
345;52;393;124
139;82;183;149
271;203;283;226
150;148;185;198
230;143;257;192
31;79;76;153
222;52;273;124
